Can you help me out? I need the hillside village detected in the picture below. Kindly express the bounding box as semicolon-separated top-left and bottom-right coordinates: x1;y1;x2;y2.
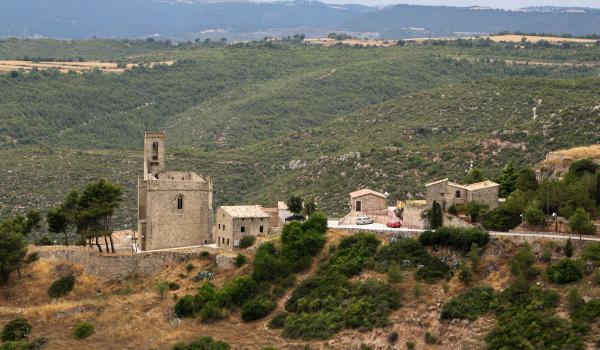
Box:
1;130;600;350
2;33;600;350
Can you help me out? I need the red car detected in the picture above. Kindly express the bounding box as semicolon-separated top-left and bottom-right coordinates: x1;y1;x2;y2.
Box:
386;221;402;228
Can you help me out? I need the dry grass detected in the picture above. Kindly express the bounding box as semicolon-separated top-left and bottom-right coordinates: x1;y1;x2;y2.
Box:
487;35;598;44
550;144;600;159
0;60;175;74
3;232;599;349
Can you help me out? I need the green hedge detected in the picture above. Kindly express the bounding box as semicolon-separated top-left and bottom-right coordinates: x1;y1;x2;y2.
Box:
419;226;490;251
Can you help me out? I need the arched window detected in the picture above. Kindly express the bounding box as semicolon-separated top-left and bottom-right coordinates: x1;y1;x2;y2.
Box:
455;190;461;198
177;194;183;210
152;141;159;160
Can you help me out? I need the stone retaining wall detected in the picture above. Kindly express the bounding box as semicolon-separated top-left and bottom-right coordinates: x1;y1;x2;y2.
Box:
30;246;234;280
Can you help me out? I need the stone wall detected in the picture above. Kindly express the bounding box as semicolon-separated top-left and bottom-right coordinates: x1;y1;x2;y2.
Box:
30;246;231;280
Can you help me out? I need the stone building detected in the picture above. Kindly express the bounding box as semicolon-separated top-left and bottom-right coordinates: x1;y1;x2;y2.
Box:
214;206;270;250
136;132;213;251
349;189;388;213
425;178;500;211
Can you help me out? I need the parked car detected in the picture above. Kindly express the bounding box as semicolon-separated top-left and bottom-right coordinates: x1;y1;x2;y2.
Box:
356;216;373;225
285;214;305;222
386;221;402;228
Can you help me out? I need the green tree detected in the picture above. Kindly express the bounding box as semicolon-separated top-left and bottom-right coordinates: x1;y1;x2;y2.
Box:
564;238;574;258
465;168;484;184
303;197;317;217
510;244;538;280
0;219;27;284
515;167;539;192
567;158;599;179
523;201;545;226
497;162;518;197
47;208;69;245
76;179;123;253
156;281;169;299
286;195;303;215
569;207;595;240
430;201;443;229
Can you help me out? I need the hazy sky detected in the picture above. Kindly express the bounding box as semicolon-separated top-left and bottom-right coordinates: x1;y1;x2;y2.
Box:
324;0;600;8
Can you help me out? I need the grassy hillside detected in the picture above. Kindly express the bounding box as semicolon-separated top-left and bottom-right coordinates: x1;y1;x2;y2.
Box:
2;77;599;226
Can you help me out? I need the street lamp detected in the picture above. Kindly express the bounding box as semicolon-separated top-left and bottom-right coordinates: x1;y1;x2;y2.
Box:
520;213;524;227
552;212;557;233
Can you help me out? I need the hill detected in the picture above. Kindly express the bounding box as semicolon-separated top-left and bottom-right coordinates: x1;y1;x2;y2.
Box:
2;231;599;349
2;1;600;40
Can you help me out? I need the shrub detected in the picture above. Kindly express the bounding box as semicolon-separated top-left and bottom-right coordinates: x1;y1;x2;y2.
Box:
172;336;231;350
441;286;495;320
414;257;451;282
419;226;490;252
219;276;258;307
458;263;473;285
47;274;75;298
156;281;169;299
387;331;398;343
406;341;416;350
509;244;538;280
424;332;438;345
241;298;276;322
74;321;94;339
387;262;403;284
1;317;31;341
186;263;194;272
547;259;584;284
564;238;574;257
592;270;600;285
267;312;288;329
300;211;328;234
174;295;196;318
582;243;600;264
523;201;545;226
239;235;256;249
24;253;39;264
234;254;247;267
483;207;520;231
168;282;180;291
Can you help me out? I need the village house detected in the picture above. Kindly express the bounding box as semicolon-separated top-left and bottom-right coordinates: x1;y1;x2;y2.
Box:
136;132;213;251
425;178;500;211
214;205;271;250
349;189;388;213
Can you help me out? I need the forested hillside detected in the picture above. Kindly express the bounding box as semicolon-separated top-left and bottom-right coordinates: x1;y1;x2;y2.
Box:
1;39;600;227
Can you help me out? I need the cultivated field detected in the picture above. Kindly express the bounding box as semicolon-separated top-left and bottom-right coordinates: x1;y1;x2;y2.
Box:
0;60;175;73
488;34;598;44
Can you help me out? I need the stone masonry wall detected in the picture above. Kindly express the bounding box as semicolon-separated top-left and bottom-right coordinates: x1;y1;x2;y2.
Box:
30;246;232;280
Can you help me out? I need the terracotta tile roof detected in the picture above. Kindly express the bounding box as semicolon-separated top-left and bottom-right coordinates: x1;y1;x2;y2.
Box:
220;205;270;218
350;188;387;198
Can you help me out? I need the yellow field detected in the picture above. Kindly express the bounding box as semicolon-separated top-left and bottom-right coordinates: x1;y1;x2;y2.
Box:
487;34;598;44
0;60;175;73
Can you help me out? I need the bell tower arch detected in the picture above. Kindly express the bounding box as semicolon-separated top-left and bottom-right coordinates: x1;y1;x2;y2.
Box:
143;132;166;179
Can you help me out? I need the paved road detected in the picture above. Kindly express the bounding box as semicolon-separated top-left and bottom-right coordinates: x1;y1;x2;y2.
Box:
327;220;600;242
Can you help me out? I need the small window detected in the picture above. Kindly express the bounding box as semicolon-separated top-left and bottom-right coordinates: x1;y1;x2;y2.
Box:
241;226;245;233
177;194;183;210
218;224;221;229
227;238;230;245
455;190;461;198
259;226;264;233
204;240;207;244
223;225;225;231
152;141;159;160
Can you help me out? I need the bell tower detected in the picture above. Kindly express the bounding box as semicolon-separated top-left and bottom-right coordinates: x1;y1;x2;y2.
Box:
143;132;166;179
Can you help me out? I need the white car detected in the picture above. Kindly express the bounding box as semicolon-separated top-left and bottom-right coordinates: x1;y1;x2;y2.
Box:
356;216;373;225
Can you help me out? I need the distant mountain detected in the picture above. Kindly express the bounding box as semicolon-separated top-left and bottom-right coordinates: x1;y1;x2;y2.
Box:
1;1;600;40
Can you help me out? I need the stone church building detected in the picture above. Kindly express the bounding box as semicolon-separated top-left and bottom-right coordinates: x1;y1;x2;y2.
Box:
136;132;213;251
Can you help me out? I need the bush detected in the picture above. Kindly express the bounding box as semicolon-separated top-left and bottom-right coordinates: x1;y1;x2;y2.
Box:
509;244;538;280
74;321;94;339
483;207;520;231
523;201;545;226
239;235;256;249
424;332;438;345
547;259;584;284
47;274;75;298
24;253;39;264
1;317;31;341
172;336;231;350
564;238;574;257
268;312;288;329
168;282;180;291
582;243;600;264
387;262;403;284
241;298;276;322
441;286;495;320
419;226;490;252
186;263;195;272
174;295;196;318
234;254;247;267
300;211;328;234
219;276;258;307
